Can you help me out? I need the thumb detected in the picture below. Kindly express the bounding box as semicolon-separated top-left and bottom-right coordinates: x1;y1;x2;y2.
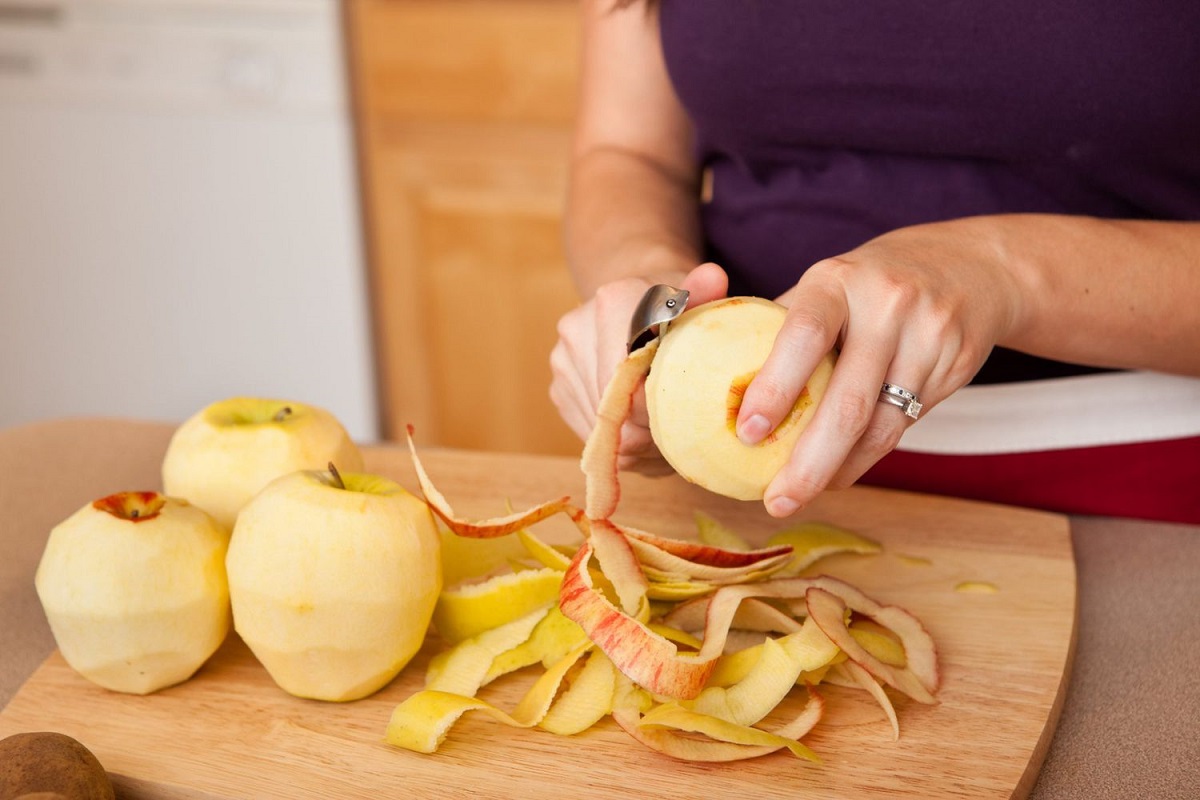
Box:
680;262;729;307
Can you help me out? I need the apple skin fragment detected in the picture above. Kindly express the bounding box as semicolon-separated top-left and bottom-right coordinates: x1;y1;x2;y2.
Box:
559;536;718;701
805;585;939;704
432;568;565;644
766;522;882;577
517;529;574;571
624;535;793;585
485;607;588;682
611;677;826;763
838;660;900;741
644;580;723;602
686;617;839;726
579;341;658;521
386;641;593;754
849;623;907;668
424;607;550;695
539;650;618;736
587;519;649;616
638;703;821;762
406;426;571;538
664;595;803;636
620;523;793;570
438;525;531;587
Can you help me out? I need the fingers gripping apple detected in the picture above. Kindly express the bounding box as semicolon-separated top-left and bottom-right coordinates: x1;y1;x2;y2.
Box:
645;297;836;501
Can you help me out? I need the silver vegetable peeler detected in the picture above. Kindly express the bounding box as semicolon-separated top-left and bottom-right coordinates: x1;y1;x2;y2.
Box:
627;284;689;353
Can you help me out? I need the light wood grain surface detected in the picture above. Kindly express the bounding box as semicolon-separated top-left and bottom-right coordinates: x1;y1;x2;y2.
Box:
0;441;1076;799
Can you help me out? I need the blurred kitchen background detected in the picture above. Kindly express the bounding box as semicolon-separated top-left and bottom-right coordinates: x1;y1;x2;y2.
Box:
0;0;582;455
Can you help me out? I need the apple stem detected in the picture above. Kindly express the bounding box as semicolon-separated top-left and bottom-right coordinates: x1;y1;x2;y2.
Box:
273;406;294;422
328;462;346;490
130;508;140;519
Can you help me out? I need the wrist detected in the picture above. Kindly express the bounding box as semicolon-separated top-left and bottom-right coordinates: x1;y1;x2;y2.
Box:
943;214;1052;349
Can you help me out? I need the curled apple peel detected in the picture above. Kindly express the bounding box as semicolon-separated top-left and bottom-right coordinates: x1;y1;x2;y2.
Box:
406;425;571;538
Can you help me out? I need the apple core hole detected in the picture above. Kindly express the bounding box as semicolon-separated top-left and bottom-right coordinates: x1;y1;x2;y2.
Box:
93;491;166;522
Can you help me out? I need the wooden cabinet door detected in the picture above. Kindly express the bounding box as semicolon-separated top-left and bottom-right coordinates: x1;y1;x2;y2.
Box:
347;0;583;456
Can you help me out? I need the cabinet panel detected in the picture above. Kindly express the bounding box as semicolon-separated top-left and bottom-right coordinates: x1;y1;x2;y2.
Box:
352;0;580;126
348;0;583;456
420;191;579;454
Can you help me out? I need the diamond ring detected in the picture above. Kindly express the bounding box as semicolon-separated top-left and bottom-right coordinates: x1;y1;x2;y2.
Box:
879;383;923;420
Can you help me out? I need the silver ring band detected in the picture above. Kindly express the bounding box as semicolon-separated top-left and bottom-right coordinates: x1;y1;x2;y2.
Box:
879;383;923;420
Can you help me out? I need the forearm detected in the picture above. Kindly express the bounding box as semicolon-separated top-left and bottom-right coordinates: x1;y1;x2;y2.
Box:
564;146;703;299
986;214;1200;375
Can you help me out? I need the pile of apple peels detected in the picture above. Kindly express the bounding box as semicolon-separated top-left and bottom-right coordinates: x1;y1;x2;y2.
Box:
386;344;940;763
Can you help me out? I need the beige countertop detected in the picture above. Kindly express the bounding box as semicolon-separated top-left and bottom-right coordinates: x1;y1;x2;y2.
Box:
2;417;1198;798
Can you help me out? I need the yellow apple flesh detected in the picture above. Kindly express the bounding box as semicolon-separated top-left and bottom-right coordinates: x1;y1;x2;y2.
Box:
34;491;231;695
646;297;836;501
162;397;363;530
226;469;442;702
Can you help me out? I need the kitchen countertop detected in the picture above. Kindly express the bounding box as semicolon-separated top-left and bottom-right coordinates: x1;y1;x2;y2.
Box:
2;418;1198;798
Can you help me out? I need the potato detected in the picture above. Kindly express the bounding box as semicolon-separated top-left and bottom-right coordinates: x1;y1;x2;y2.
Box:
0;732;114;800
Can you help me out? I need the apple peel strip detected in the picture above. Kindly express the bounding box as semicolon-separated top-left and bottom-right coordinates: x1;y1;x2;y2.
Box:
559;532;718;701
386;640;594;754
424;607;550;695
406;425;571;538
685;617;839;727
838;660;900;741
611;678;825;763
804;585;939;704
638;702;820;762
539;650;619;736
432;567;565;644
766;522;882;577
579;340;658;521
485;607;588;682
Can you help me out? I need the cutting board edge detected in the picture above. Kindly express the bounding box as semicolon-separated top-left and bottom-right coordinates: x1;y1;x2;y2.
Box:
1012;566;1080;799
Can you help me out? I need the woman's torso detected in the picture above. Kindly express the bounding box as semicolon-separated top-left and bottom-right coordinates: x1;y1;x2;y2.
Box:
657;1;1200;522
660;0;1200;295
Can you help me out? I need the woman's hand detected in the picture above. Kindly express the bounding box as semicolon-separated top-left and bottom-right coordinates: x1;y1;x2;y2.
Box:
736;219;1026;517
550;262;729;470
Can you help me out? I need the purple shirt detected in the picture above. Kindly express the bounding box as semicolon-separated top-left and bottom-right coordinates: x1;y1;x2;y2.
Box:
659;1;1200;382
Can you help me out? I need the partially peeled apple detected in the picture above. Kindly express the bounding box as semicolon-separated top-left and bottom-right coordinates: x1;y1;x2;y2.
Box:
646;297;836;501
162;397;364;530
35;491;231;694
225;466;442;702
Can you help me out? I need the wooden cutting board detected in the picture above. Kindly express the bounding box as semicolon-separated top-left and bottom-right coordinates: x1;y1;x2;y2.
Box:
0;445;1076;799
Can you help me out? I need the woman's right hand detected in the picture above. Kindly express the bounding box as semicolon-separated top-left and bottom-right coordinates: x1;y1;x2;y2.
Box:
549;262;729;470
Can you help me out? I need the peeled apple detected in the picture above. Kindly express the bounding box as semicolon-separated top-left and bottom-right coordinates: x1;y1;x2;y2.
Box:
645;297;836;501
162;397;364;530
35;491;231;695
225;468;441;702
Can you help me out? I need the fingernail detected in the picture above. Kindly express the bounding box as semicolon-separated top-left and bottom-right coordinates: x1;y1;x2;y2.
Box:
767;496;800;517
738;414;771;445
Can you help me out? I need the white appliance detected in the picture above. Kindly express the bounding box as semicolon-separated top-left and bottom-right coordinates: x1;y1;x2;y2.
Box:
0;0;379;441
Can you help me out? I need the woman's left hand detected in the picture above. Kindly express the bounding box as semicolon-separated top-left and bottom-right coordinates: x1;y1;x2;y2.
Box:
735;219;1028;517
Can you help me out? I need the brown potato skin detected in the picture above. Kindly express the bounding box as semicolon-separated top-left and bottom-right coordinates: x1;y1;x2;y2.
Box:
0;732;114;800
